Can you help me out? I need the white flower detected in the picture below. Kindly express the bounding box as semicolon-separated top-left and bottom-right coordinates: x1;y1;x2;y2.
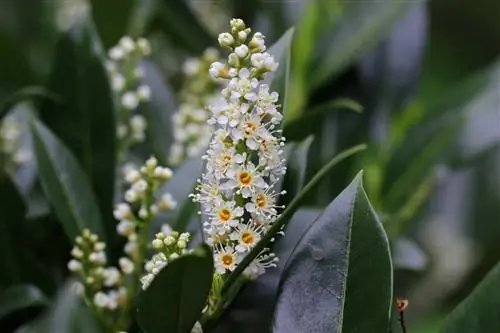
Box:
102;267;121;287
191;19;286;279
71;246;83;258
214;246;240;273
116;220;135;236
130;115;147;132
67;259;82;272
119;257;134;274
94;292;109;308
125;169;141;183
234;45;248;58
158;193;177;211
121;91;139;109
137;37;151;55
230;222;263;253
89;251;106;264
119;36;135;53
209;62;227;79
249;32;266;52
137;85;151;101
218;32;234;48
113;203;133;220
111;74;125;91
109;46;124;60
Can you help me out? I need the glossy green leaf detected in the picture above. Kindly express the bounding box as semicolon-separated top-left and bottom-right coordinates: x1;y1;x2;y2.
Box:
31;119;104;242
136;245;214;333
310;1;422;90
89;0;135;48
274;172;393;333
38;10;116;240
0;285;47;322
152;1;213;54
216;209;322;333
223;144;367;296
15;280;100;333
443;262;500;332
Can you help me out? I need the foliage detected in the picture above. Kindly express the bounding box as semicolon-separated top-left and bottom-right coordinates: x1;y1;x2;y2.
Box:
0;1;499;333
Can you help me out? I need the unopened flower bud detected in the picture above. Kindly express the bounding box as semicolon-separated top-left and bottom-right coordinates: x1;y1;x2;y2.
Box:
152;239;163;249
218;32;235;48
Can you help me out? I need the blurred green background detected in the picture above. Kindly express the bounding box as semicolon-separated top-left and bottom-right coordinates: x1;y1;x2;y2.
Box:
0;0;499;332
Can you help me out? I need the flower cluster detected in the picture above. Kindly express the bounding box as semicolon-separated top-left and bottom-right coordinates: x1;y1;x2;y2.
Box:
0;116;31;170
106;36;152;159
191;19;285;280
140;224;192;290
68;229;131;330
68;156;177;331
116;156;176;242
169;48;223;166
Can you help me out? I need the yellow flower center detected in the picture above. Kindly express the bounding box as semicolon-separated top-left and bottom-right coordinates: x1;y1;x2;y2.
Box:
256;194;267;208
238;171;253;186
241;231;255;245
244;122;257;136
222;254;234;266
218;208;232;222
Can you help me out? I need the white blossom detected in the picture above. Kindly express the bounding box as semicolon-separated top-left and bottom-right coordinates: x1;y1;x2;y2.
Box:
192;19;285;278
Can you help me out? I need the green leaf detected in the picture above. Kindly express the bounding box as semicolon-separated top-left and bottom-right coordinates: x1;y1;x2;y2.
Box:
310;0;422;90
0;175;27;288
38;10;116;241
0;87;59;122
443;262;500;332
15;280;100;333
264;27;294;121
383;61;500;212
217;209;322;333
89;0;135;49
151;1;213;54
137;245;214;333
31;119;104;242
222;144;367;296
284;136;314;200
0;285;47;322
274;172;393;332
139;60;177;165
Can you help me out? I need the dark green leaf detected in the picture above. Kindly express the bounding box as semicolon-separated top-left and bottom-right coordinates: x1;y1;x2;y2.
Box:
0;87;59;122
216;209;322;333
38;10;116;241
274;172;393;333
310;1;423;90
139;60;177;165
151;1;213;54
31;119;104;242
443;262;500;332
0;285;47;322
89;0;135;49
0;175;27;287
15;280;100;333
222;144;367;296
137;245;213;333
